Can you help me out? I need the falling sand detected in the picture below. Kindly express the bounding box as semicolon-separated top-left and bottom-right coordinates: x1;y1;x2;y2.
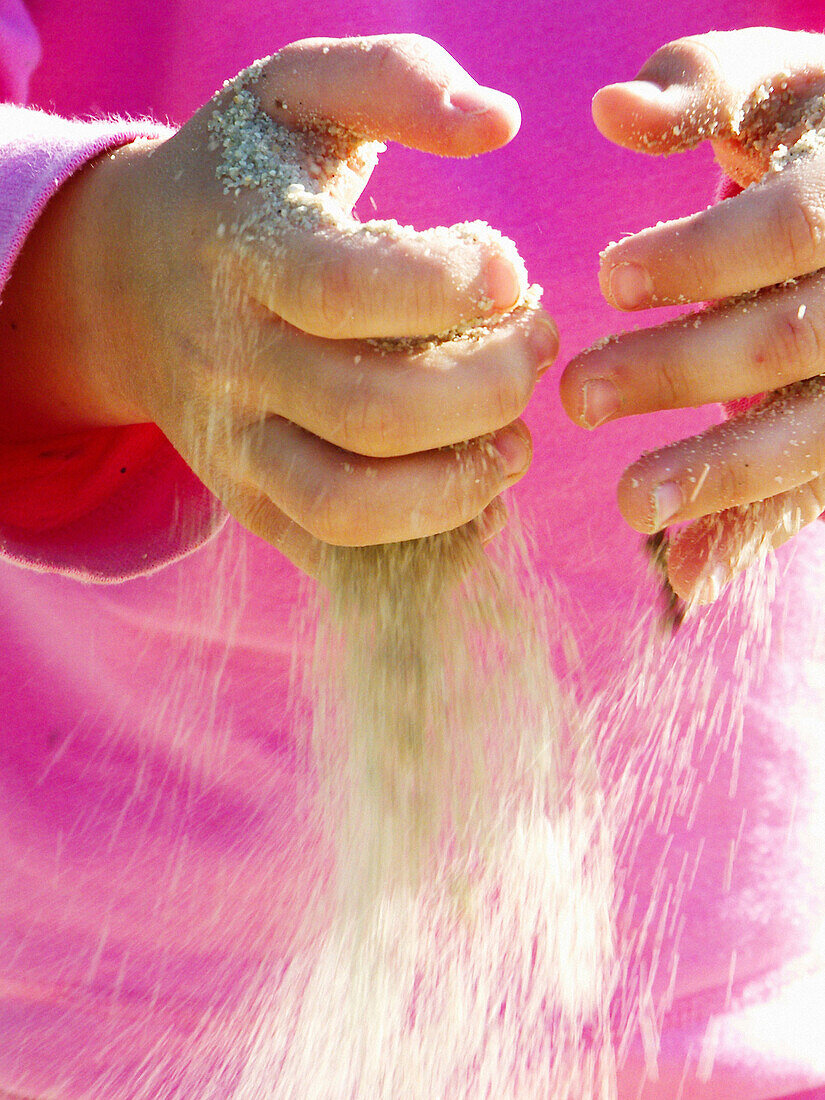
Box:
137;49;782;1100
194;52;619;1097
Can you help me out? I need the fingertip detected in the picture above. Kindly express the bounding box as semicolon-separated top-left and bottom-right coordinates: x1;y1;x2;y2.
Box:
222;482;323;578
600;259;655;311
449;84;519;122
666;523;729;603
592;80;659;128
592;81;666;144
257;36;521;158
482;88;522;146
617;466;657;534
559;352;622;430
493;419;533;483
528;312;560;374
591;84;621;141
557;358;591;428
485;251;524;312
592;79;699;154
557;366;581;426
444;85;521;153
496;90;522;141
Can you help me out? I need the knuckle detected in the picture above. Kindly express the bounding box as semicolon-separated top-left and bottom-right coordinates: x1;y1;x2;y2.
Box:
409;255;448;330
373;37;404;77
317;261;356;338
654;37;712;72
391;32;433;54
652;356;687;408
638;37;721;99
372;35;437;89
492;368;531;426
296;466;378;545
233;492;269;534
680;220;724;289
713;459;748;508
339;387;397;456
298;478;348;545
406;272;432;332
766;191;825;272
236;495;290;547
750;305;824;385
295;257;357;338
384;33;439;70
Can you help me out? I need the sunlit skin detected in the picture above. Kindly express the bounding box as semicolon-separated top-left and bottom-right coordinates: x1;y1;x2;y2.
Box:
560;28;825;602
0;35;558;576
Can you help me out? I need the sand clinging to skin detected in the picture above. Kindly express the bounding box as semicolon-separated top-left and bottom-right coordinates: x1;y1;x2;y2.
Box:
194;55;621;1098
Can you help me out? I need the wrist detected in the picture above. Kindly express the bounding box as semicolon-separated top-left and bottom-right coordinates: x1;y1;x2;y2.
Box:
64;137;167;430
0;136;163;443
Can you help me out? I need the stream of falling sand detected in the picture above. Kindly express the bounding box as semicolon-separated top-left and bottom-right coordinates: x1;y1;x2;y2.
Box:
125;53;784;1098
131;519;775;1100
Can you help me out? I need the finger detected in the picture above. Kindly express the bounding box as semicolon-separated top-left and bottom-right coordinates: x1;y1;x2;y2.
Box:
226;304;556;456
666;473;825;602
476;495;508;544
230;417;532;545
240;218;528;340
597;148;825;311
254;35;520;157
212;482;507;578
219;481;324;577
616;376;825;532
560;273;825;427
592;29;825;156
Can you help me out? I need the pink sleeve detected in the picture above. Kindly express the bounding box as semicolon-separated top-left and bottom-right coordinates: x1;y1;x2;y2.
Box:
0;104;228;581
0;0;39;103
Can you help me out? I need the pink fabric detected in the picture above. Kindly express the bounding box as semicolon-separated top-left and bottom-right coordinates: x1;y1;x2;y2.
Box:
0;0;38;102
1;1;825;1097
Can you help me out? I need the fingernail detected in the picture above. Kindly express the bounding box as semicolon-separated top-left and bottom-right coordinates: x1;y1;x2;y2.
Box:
449;86;495;115
607;80;667;104
581;378;620;428
608;262;654;310
653;480;683;528
530;317;559;374
484;254;523;311
495;425;531;479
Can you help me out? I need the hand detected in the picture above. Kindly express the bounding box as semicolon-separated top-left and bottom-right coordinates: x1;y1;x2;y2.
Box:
559;28;825;603
0;35;557;574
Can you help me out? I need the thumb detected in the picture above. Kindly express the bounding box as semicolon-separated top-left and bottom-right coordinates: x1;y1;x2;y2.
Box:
251;34;521;158
592;28;825;164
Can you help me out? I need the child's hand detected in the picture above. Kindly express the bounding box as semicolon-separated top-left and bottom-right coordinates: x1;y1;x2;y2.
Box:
559;29;825;602
2;35;556;574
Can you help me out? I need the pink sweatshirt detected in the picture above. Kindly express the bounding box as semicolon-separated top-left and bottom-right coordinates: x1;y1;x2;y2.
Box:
1;1;825;1097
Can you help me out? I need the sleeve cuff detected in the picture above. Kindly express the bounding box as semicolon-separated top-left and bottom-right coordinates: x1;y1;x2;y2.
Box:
0;424;228;583
0;108;228;581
